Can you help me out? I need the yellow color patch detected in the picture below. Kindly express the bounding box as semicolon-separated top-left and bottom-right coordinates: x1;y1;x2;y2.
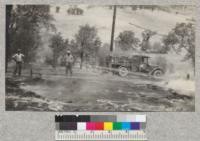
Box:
104;122;113;130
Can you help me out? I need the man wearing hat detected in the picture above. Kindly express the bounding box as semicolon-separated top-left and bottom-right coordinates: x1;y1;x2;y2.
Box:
12;49;25;76
64;50;74;76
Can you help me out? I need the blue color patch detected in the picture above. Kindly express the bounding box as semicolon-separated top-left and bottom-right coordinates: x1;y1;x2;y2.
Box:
131;122;140;130
121;122;131;130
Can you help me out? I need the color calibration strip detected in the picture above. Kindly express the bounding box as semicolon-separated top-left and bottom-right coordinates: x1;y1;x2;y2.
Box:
55;115;147;140
56;122;145;130
55;115;146;131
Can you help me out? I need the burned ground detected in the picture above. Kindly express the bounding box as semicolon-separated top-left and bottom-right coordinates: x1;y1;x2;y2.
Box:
5;69;195;112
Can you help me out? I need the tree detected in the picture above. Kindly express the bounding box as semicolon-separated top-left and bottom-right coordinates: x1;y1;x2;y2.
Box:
49;33;65;67
163;23;195;67
97;43;110;66
6;5;54;66
162;32;179;52
117;30;140;51
140;30;156;51
6;5;13;72
150;42;168;53
138;5;157;11
131;6;138;11
75;24;101;68
69;39;78;55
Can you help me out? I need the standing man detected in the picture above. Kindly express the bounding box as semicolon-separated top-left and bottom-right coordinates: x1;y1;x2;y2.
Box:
12;49;25;76
65;50;74;76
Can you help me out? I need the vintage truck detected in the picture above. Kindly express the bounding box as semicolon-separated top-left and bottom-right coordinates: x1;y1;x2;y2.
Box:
108;55;164;77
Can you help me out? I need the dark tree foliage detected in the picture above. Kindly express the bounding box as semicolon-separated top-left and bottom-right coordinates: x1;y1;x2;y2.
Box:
117;30;140;51
163;32;179;52
49;33;65;67
6;5;13;72
69;39;78;54
6;5;54;65
67;7;84;15
163;23;195;67
75;24;101;68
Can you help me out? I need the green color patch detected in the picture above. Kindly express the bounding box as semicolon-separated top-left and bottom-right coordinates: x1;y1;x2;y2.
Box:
113;122;122;130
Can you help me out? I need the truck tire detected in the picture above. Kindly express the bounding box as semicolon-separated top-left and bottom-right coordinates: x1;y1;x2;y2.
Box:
152;69;163;77
119;66;128;77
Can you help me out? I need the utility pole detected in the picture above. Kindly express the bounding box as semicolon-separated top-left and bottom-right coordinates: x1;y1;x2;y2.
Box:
108;5;117;71
110;5;117;52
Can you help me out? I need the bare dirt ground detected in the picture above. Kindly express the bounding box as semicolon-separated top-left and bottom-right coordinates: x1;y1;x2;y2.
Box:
5;67;194;112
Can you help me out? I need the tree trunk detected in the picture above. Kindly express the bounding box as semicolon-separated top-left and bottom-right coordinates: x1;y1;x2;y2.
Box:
6;5;13;72
53;53;57;68
80;51;83;69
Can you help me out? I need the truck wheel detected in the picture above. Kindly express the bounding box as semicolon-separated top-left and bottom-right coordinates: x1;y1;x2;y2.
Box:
119;67;128;77
152;69;163;77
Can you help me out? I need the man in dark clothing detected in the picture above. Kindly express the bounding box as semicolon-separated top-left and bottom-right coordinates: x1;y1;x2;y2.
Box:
12;49;25;76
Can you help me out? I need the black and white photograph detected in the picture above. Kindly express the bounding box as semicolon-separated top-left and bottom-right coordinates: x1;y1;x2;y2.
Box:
5;5;195;112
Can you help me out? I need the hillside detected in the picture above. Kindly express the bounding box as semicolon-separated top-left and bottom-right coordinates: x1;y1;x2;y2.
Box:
50;5;193;44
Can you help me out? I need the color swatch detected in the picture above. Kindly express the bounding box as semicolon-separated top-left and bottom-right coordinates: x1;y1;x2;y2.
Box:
55;115;146;131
